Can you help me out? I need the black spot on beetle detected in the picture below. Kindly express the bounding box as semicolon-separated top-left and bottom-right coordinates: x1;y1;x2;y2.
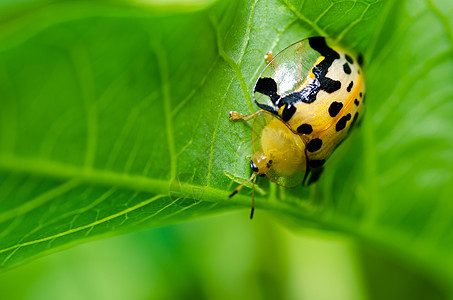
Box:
336;113;352;131
255;77;277;94
343;63;351;75
254;38;358;119
282;104;297;122
354;99;359;106
360;92;363;98
280;92;304;106
307;138;323;152
297;123;313;134
299;37;341;99
345;54;353;64
309;37;340;60
346;81;354;92
320;77;341;93
309;159;326;168
254;77;280;105
329;101;343;117
266;160;273;169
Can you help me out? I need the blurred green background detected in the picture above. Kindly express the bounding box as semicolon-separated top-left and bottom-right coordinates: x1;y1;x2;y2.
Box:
1;212;370;300
0;211;446;299
1;0;453;299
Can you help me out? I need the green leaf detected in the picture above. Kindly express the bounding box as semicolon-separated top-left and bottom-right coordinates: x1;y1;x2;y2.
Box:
1;0;453;292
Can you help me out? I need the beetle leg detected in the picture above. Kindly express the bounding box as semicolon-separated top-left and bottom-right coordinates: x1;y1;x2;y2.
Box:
307;167;324;185
302;148;310;186
229;109;264;121
265;52;274;64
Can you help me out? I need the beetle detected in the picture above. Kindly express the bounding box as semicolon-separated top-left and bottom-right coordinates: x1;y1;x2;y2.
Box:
229;37;365;218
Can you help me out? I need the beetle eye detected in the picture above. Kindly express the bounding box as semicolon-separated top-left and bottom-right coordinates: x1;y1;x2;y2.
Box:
249;160;259;172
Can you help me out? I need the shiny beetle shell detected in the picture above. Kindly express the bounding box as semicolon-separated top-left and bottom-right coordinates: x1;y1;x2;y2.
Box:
228;36;366;218
253;36;365;175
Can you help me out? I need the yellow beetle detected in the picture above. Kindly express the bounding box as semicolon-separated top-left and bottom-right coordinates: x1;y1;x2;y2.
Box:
229;37;365;218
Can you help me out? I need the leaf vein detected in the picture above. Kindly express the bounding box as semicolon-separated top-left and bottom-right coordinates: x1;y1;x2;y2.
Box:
280;0;328;36
0;194;166;256
154;42;177;179
69;45;98;170
336;2;371;41
211;16;254;112
0;179;80;224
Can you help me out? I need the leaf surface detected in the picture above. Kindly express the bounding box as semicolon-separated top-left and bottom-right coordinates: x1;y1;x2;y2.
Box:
1;0;453;292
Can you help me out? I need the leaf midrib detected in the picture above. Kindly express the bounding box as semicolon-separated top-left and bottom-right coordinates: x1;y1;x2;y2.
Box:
0;153;368;234
1;153;452;285
0;154;302;220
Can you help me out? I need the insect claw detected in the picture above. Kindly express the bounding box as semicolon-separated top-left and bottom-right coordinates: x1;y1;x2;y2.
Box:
229;111;243;120
265;52;274;63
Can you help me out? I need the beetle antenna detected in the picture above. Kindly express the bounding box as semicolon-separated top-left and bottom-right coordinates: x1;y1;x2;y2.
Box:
228;173;257;198
250;174;257;219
